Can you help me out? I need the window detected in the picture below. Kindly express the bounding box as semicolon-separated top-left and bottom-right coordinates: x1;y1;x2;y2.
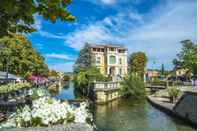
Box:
119;58;122;65
96;57;101;64
93;48;96;52
109;48;115;51
109;55;116;64
97;48;101;52
118;49;125;53
119;68;122;75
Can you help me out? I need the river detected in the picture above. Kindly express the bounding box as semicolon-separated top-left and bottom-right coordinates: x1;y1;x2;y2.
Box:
56;82;197;131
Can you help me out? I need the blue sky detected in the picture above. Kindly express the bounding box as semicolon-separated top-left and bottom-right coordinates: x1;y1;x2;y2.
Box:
28;0;197;72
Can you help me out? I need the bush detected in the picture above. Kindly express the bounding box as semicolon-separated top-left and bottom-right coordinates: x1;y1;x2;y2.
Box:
0;97;92;128
73;66;109;94
120;74;146;99
167;86;181;103
0;82;31;94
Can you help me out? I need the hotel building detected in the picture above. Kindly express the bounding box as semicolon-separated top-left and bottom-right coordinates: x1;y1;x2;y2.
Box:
90;44;128;81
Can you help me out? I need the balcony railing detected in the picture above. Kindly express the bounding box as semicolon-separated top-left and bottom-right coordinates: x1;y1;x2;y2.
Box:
93;82;120;91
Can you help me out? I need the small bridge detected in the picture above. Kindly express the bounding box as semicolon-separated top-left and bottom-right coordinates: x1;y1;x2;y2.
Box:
146;84;167;93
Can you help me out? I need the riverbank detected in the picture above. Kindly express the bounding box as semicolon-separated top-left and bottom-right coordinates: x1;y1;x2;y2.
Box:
147;88;197;128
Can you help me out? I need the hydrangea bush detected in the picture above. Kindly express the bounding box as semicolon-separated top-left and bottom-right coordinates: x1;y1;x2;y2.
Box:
0;97;93;129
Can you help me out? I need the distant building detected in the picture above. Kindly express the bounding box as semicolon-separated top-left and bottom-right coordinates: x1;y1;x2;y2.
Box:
175;69;189;77
90;44;128;81
146;69;160;81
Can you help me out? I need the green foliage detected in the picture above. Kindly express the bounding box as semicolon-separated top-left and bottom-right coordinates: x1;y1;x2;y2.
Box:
173;40;197;76
48;70;58;77
74;67;107;87
74;67;109;94
0;82;31;94
63;75;70;81
129;52;148;78
0;0;75;37
73;43;94;74
167;87;181;103
120;74;146;99
0;34;49;77
30;88;49;100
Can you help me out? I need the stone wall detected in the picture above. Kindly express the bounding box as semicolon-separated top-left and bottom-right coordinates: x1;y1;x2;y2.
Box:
95;89;120;104
1;123;93;131
174;92;197;125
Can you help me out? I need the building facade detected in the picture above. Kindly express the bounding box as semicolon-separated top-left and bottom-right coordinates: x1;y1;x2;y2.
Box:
90;45;128;81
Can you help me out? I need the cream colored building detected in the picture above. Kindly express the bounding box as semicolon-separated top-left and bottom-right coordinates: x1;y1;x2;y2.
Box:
90;44;128;81
175;69;189;77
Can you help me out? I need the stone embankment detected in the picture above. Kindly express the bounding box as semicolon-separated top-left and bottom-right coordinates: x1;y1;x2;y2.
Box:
1;123;93;131
147;88;197;127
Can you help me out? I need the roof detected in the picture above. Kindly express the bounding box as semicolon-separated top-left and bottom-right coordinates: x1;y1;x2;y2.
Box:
90;44;127;50
0;71;23;80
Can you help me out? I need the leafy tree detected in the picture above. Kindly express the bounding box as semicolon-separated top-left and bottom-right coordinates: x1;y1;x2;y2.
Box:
49;70;59;77
74;66;109;95
120;73;146;99
0;0;75;37
173;40;197;78
0;46;12;72
73;43;94;73
129;52;148;78
0;34;49;77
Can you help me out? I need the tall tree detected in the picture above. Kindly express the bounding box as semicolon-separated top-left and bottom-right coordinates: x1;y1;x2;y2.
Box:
129;52;148;78
73;43;94;73
161;63;165;76
0;0;75;37
0;34;49;77
173;40;197;77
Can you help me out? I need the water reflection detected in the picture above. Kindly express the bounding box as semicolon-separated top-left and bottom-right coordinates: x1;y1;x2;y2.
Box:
94;99;197;131
55;82;75;100
53;82;196;131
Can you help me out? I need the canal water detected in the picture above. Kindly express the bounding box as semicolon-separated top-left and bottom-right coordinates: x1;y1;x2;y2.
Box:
57;82;197;131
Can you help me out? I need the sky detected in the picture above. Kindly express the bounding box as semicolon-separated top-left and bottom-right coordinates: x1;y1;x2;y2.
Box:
28;0;197;72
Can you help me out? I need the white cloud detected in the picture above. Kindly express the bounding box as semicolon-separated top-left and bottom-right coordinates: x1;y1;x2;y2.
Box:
64;12;142;50
81;0;140;5
38;31;66;39
64;0;197;69
81;0;115;5
101;0;115;4
65;24;113;49
49;62;74;72
46;53;74;61
32;15;66;39
32;14;42;30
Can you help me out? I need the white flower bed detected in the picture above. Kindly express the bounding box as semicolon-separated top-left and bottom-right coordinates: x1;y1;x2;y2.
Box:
0;97;93;129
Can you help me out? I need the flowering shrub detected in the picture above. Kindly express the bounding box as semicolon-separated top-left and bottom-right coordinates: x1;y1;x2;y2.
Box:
0;97;93;128
28;88;50;100
0;82;31;94
28;75;48;85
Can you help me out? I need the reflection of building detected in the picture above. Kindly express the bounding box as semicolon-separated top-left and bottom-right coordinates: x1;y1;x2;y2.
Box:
90;44;128;80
